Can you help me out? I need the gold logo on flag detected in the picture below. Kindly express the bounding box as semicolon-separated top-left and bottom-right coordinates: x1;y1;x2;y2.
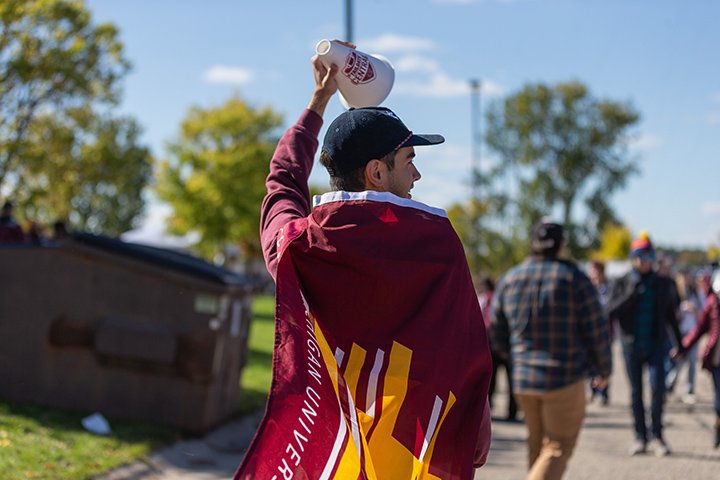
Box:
314;321;456;479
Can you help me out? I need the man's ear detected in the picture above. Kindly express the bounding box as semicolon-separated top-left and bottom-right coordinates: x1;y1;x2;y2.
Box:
363;159;386;191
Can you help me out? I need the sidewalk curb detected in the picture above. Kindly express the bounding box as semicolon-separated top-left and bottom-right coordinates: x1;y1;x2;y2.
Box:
93;410;263;480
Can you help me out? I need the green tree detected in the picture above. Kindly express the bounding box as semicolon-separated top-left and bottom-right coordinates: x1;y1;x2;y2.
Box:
446;168;524;277
156;96;283;263
0;0;129;193
448;199;525;277
672;248;710;267
18;107;152;235
485;81;640;259
592;222;632;260
708;245;720;263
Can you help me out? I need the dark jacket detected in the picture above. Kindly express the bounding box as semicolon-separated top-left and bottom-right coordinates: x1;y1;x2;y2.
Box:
607;270;683;350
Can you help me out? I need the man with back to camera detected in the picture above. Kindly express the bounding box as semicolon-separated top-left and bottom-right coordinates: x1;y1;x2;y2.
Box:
234;42;492;479
607;232;684;457
491;219;612;480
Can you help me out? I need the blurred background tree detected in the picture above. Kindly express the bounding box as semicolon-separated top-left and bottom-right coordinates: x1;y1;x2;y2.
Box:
0;0;149;233
156;96;282;266
709;244;720;263
484;80;641;260
18;107;152;235
591;222;632;261
446;167;525;277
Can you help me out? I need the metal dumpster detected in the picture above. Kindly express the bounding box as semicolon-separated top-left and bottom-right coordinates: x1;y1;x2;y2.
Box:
0;233;256;432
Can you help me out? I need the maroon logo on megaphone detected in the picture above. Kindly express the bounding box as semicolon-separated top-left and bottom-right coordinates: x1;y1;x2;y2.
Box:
343;51;376;85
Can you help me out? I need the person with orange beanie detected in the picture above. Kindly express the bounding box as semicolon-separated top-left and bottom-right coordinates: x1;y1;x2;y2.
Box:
607;232;684;457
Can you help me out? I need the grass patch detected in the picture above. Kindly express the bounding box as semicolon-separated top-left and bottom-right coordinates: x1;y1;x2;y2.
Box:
0;294;276;480
0;401;178;479
239;294;275;415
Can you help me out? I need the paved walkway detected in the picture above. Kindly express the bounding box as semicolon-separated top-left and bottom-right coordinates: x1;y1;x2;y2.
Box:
98;343;720;479
93;411;263;480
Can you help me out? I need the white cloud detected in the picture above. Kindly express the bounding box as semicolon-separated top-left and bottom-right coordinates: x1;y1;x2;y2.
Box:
628;133;662;150
359;39;505;100
473;79;505;96
395;72;474;97
360;34;436;53
394;55;441;73
395;71;505;99
711;92;720;103
202;66;254;85
702;202;720;216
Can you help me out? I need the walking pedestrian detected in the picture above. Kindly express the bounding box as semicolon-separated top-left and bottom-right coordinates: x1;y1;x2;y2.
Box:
492;219;612;480
675;269;720;448
607;232;684;457
588;260;612;406
478;274;518;421
665;268;701;404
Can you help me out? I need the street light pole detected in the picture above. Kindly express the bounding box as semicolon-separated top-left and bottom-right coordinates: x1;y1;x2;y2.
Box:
469;79;482;201
469;79;483;272
345;0;354;43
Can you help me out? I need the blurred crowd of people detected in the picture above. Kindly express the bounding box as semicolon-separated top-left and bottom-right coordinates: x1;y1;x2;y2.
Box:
0;200;69;246
477;221;720;480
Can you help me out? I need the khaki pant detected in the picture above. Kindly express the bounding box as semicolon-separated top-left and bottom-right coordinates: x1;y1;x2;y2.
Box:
514;379;586;480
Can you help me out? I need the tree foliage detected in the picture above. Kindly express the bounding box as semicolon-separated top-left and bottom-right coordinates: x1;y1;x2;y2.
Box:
0;0;141;233
446;169;525;277
591;222;632;260
447;200;526;277
671;248;711;268
708;245;720;263
18;107;152;235
156;96;283;262
485;81;640;259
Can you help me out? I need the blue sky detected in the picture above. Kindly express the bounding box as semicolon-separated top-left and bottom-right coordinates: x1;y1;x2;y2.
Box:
85;0;720;249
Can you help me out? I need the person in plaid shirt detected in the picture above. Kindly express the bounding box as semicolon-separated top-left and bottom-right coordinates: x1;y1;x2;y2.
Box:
491;219;612;480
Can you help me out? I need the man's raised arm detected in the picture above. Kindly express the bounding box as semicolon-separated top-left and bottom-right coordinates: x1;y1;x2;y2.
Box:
259;55;340;279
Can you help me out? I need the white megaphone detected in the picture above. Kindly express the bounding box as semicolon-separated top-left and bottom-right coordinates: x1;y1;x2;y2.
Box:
315;39;395;109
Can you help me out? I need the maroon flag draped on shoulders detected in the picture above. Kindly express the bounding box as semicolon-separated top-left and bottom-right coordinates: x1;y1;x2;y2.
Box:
235;191;491;480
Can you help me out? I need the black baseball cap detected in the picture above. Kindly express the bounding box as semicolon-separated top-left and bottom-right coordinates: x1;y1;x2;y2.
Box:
531;219;564;252
321;107;444;175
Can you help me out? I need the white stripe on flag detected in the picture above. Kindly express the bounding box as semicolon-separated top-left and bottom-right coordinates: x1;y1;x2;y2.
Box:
346;384;363;460
365;349;385;418
335;347;345;369
419;395;443;462
319;399;348;480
